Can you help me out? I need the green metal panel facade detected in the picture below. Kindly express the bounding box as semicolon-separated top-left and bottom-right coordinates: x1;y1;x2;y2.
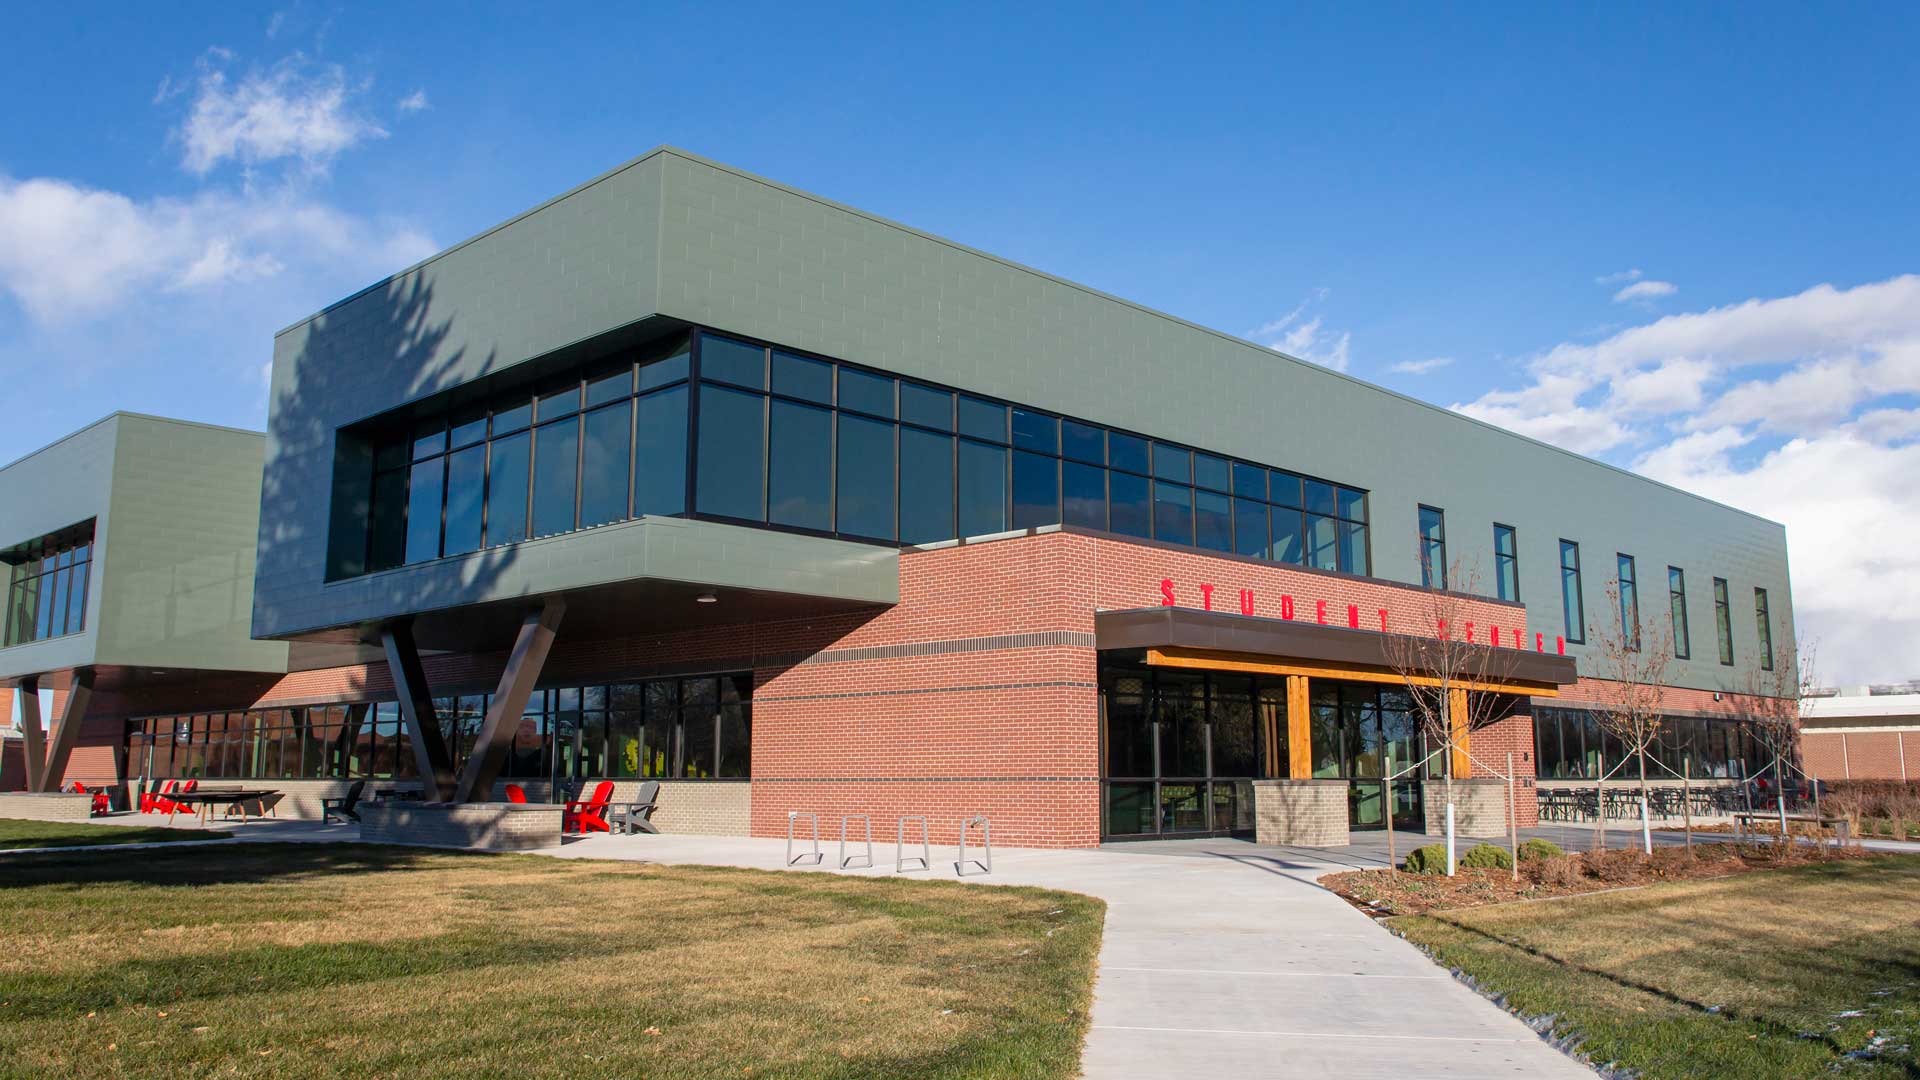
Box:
258;148;1793;695
0;414;289;680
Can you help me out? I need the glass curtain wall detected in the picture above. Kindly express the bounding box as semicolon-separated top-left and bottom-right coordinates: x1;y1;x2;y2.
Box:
1532;706;1764;781
2;522;95;647
130;673;752;785
1100;657;1276;838
1308;681;1428;830
352;329;1373;580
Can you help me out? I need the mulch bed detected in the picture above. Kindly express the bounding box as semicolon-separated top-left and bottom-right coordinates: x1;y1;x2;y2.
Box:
1321;841;1878;917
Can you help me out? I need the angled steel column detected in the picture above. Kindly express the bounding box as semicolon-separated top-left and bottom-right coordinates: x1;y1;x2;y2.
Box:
37;669;94;792
381;620;457;801
18;676;46;793
455;598;565;803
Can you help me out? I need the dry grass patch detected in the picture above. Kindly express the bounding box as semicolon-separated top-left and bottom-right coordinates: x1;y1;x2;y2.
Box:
0;843;1103;1080
1392;855;1920;1078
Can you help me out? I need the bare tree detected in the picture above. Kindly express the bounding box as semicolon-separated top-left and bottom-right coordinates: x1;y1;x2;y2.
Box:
1588;580;1677;854
1381;553;1530;874
1732;639;1816;831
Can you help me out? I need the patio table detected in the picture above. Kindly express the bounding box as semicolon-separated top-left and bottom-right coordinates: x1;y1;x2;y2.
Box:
165;788;281;827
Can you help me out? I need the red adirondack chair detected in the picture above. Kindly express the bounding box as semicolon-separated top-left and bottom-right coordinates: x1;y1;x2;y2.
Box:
142;779;183;814
71;781;111;815
504;783;528;804
563;780;615;833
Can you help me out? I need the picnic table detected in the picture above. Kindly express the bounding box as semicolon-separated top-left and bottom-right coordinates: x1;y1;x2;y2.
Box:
165;788;282;826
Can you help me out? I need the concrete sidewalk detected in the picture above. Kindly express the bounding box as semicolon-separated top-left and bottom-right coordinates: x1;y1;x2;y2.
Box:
552;832;1594;1078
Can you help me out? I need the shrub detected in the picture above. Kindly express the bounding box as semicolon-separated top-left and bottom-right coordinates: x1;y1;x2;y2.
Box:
1517;838;1563;862
1524;853;1581;887
1459;843;1514;870
1403;844;1451;874
1586;847;1648;883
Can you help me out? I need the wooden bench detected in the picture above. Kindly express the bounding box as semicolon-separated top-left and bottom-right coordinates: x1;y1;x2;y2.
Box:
1732;811;1850;845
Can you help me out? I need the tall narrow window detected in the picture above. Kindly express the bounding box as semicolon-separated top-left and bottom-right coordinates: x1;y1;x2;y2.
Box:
1668;568;1690;659
1417;506;1447;589
2;524;95;646
1754;588;1774;671
1560;540;1585;643
1616;554;1640;651
1493;524;1519;602
1713;577;1734;666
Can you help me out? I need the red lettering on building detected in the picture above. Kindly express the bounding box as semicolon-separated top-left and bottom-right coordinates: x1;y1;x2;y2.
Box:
1199;583;1215;611
1347;604;1360;629
1379;609;1389;632
1536;632;1545;652
1316;599;1329;625
1281;595;1295;620
1238;589;1255;616
1464;621;1475;643
1160;579;1176;606
1556;635;1566;655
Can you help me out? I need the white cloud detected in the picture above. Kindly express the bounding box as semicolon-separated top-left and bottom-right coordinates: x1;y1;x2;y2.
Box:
1597;268;1643;285
0;175;434;323
1389;356;1454;376
177;51;386;175
1613;279;1678;303
1452;273;1920;683
397;89;429;113
1255;289;1351;372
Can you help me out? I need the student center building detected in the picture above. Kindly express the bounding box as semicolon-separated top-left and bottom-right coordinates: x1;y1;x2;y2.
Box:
0;149;1796;847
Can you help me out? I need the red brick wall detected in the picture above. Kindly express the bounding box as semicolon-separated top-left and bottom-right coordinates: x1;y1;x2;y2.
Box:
1474;711;1540;827
1802;730;1915;781
59;528;1778;846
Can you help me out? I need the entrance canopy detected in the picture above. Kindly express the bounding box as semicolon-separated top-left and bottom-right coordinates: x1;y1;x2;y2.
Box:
1094;606;1577;696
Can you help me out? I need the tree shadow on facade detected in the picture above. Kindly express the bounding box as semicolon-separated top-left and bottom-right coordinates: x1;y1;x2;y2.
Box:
256;272;522;653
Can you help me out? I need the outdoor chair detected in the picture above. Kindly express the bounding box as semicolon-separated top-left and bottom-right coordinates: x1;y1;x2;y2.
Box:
70;781;111;815
139;779;177;814
613;780;661;834
563;780;616;833
505;783;528;804
321;780;366;824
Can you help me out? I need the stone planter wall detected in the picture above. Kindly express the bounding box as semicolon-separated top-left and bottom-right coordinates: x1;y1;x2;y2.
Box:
1422;778;1512;838
1252;779;1349;846
0;792;96;822
359;802;563;851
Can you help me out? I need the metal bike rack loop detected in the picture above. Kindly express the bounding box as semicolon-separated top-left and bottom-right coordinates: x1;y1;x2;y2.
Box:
786;811;823;866
839;814;874;869
896;815;930;872
955;815;992;876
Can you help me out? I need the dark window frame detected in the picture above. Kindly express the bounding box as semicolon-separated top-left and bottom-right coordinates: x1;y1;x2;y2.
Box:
1668;567;1690;660
1559;540;1585;644
1493;523;1519;603
1713;577;1735;666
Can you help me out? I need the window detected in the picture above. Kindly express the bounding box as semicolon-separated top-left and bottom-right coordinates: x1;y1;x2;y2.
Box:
1713;577;1734;666
1559;540;1585;643
1755;588;1774;671
341;328;1377;582
1616;554;1640;651
1418;506;1446;589
1669;568;1690;659
1493;524;1519;602
131;672;754;784
3;523;95;647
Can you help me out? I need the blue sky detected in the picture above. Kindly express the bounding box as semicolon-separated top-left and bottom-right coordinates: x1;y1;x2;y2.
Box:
2;3;1917;682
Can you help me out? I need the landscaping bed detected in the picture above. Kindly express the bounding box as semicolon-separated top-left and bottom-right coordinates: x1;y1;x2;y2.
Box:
1323;839;1875;917
0;843;1104;1080
1389;855;1920;1078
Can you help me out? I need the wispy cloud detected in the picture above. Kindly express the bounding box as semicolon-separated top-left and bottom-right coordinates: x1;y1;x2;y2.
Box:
1253;288;1351;372
176;50;387;176
397;89;429;113
1597;268;1644;286
1389;356;1454;376
1613;278;1678;304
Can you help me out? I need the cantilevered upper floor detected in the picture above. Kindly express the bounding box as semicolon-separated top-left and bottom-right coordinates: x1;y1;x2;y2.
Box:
0;413;291;686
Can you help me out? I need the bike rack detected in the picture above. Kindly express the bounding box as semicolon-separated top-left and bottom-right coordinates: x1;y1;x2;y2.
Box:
786;811;823;866
896;815;930;873
839;814;874;869
955;815;992;876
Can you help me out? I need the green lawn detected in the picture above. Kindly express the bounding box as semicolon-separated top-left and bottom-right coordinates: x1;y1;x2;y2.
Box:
0;844;1104;1080
1393;855;1920;1078
0;817;231;849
